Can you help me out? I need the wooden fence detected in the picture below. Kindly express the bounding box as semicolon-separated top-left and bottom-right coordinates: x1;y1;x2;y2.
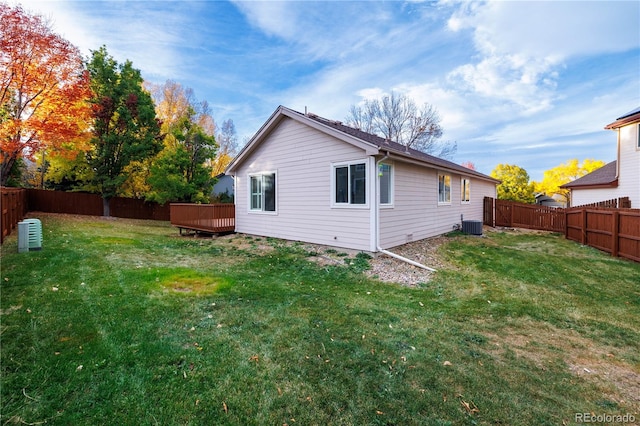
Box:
1;188;28;244
27;189;170;221
170;203;235;234
484;197;640;263
574;197;631;209
566;208;640;263
491;199;566;232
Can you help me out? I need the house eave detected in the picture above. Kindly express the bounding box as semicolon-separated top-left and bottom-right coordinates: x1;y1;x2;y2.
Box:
604;112;640;130
383;151;501;184
561;180;618;190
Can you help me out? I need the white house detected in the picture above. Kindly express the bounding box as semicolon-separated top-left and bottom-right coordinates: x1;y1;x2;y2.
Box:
562;107;640;207
225;106;499;252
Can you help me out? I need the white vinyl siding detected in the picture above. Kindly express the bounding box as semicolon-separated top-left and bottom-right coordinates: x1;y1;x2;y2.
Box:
571;121;639;207
379;162;496;249
614;122;639;206
234;117;372;251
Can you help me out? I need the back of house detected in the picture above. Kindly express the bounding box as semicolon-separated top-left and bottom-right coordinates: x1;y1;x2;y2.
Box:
226;106;498;252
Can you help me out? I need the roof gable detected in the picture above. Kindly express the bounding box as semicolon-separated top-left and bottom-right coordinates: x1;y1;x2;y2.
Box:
226;106;379;174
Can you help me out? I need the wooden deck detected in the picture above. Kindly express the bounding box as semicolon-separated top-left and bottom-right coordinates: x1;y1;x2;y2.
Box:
170;203;235;234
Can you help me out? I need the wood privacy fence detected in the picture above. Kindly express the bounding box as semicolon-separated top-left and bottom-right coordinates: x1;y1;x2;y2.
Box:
170;203;235;234
484;198;566;232
566;208;640;263
573;196;631;209
1;188;28;244
27;189;170;221
484;196;640;263
1;189;171;244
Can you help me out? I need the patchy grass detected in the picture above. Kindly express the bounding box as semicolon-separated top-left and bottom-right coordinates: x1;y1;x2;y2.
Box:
1;215;638;425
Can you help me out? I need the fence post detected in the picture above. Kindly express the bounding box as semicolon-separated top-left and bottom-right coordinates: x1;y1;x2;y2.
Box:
611;211;619;258
581;209;587;245
509;202;514;227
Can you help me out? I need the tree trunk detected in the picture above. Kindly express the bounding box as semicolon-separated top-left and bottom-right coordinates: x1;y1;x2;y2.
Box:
0;156;16;186
102;197;111;217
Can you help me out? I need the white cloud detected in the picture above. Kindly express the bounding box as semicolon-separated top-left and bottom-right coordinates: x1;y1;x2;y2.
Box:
231;1;298;40
18;1;191;81
443;0;640;115
449;1;639;58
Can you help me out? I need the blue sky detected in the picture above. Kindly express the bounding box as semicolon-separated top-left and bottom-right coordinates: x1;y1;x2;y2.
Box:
14;0;640;181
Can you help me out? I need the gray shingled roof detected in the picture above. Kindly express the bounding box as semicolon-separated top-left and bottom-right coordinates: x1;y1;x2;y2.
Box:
560;161;617;188
295;109;498;183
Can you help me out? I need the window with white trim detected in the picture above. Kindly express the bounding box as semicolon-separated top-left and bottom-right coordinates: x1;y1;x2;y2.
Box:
379;163;393;206
637;123;640;149
249;172;276;212
461;178;471;203
438;172;451;204
333;161;366;205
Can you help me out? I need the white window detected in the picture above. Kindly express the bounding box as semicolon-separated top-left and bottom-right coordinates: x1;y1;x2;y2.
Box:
438;172;451;204
333;161;367;206
637;123;640;149
249;172;276;212
461;178;471;203
378;163;393;206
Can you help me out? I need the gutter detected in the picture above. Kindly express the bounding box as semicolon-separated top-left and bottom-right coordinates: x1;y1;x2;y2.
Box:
374;151;437;273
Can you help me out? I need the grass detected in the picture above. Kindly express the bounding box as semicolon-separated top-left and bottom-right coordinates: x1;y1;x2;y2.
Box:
1;214;639;425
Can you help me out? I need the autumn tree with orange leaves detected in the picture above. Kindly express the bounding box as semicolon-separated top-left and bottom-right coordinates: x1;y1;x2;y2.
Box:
0;4;91;186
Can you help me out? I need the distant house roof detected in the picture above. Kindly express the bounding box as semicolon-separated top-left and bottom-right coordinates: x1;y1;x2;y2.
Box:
604;106;640;129
560;161;618;189
227;106;499;184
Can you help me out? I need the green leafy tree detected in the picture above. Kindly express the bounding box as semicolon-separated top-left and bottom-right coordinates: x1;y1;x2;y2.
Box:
44;151;95;192
86;46;162;215
490;164;535;203
533;159;605;205
147;108;216;203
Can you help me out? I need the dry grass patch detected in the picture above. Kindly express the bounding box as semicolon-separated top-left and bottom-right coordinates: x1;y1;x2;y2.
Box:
484;320;640;412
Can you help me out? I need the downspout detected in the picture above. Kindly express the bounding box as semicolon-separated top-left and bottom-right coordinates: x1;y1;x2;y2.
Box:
616;128;620;179
375;151;437;272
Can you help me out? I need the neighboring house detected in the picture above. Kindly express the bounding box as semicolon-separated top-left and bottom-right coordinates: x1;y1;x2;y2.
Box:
225;106;499;252
535;193;564;208
211;173;234;199
562;107;640;207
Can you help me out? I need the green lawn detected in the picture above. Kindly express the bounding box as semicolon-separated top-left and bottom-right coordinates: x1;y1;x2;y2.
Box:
1;214;638;425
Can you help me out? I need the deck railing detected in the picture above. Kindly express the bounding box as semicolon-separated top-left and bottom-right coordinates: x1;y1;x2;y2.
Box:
170;203;235;234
